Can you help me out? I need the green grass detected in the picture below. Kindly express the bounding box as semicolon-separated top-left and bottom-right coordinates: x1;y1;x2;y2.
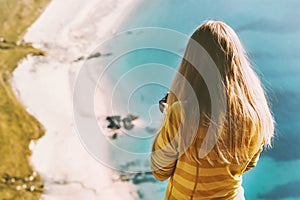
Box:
0;0;50;199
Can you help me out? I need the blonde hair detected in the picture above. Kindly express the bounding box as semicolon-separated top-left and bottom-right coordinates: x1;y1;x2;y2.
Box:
167;20;274;164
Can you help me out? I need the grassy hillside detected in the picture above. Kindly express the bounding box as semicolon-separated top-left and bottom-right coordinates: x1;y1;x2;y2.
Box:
0;0;50;199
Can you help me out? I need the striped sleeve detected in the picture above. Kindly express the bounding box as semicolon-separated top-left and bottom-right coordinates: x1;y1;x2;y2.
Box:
151;103;181;181
243;146;263;173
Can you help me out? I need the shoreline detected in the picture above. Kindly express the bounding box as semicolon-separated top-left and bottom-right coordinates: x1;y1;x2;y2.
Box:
11;0;143;199
0;0;50;199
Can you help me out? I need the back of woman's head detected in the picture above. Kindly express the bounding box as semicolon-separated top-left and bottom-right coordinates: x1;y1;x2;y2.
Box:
167;20;275;164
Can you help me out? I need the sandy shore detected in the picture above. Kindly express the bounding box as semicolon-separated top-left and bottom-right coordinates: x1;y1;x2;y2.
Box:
11;0;142;199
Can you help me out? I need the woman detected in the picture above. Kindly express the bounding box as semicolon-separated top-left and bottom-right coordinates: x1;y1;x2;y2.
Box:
151;20;274;199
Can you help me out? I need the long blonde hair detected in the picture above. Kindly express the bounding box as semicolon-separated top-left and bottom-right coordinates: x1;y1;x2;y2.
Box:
167;20;274;164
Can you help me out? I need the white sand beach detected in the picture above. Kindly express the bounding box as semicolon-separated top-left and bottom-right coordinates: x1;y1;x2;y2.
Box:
11;0;142;199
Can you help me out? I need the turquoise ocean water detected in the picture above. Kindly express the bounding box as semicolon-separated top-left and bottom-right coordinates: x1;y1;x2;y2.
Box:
102;0;300;199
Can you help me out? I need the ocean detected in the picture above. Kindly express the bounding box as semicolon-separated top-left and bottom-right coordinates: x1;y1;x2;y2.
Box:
98;0;300;199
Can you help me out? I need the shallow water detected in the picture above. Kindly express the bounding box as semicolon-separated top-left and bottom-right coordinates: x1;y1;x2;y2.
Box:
99;0;300;199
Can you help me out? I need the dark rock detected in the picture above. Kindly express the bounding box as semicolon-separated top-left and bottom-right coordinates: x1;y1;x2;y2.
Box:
106;116;121;130
106;114;138;131
132;175;157;185
87;52;101;59
73;56;85;62
111;133;118;140
121;114;138;130
119;170;158;185
127;114;138;121
122;117;134;130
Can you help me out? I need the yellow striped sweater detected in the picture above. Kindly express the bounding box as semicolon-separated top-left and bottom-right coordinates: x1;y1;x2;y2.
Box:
151;102;262;200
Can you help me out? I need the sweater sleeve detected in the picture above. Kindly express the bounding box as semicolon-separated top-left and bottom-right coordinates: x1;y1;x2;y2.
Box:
243;146;263;173
150;103;181;181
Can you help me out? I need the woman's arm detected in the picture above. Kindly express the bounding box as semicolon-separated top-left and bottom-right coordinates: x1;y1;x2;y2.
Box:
150;103;181;181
